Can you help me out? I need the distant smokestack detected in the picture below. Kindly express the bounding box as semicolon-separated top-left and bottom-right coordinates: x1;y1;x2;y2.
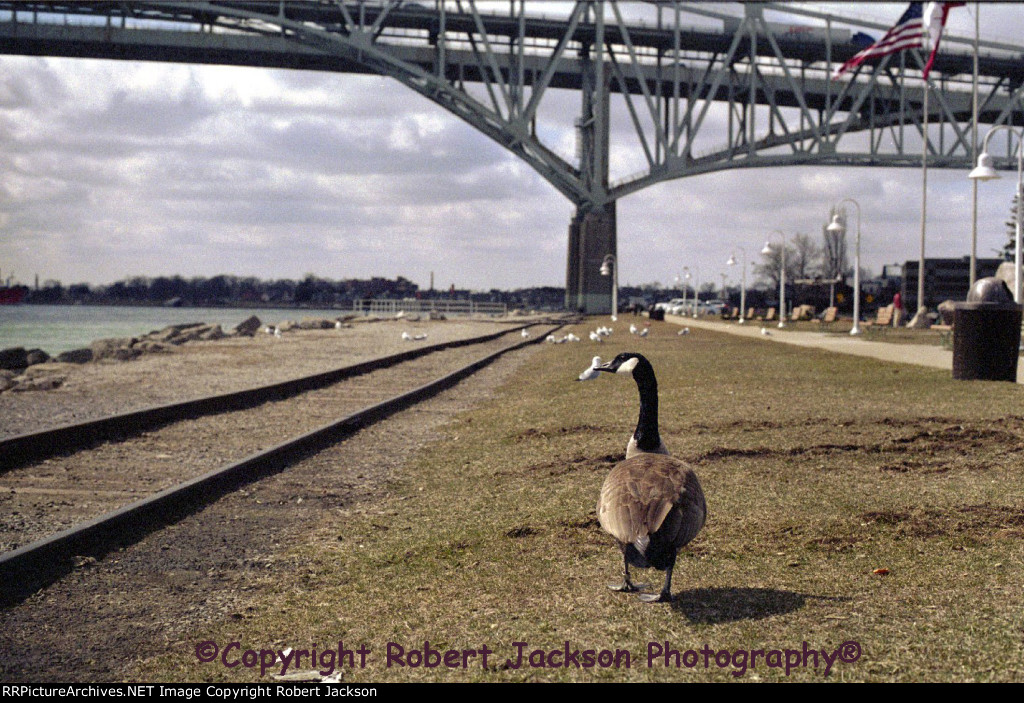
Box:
430;271;434;292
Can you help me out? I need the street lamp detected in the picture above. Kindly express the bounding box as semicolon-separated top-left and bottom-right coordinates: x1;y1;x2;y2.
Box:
726;247;747;324
600;254;618;321
828;199;863;336
685;265;701;317
969;125;1024;303
761;231;788;328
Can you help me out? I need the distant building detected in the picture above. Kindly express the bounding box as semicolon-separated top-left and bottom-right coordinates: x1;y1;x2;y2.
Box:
901;257;1004;311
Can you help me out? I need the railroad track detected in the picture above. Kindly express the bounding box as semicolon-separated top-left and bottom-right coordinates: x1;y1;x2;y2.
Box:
0;321;565;604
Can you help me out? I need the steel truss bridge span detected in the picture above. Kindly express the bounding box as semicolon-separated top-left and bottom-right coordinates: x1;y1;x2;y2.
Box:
2;1;1023;311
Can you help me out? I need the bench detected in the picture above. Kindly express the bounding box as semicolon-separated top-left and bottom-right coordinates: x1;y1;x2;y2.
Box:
812;307;838;328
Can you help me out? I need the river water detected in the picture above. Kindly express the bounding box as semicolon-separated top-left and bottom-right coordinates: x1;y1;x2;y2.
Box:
0;304;350;355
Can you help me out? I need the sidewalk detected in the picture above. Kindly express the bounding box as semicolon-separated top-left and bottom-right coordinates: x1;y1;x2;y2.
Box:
664;314;1024;385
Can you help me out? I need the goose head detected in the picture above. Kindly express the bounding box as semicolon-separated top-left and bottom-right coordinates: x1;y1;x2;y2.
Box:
596;352;668;458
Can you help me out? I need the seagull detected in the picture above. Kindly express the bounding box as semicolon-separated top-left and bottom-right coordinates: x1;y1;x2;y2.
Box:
630;324;638;335
639;325;650;338
413;333;427;340
402;332;413;341
522;328;530;338
577;356;603;381
677;327;690;336
273;327;282;338
335;320;343;329
546;334;557;343
590;331;604;343
761;327;771;336
566;333;580;342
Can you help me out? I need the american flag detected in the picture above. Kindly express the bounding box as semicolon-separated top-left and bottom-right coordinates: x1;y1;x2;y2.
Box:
831;3;963;81
831;3;926;80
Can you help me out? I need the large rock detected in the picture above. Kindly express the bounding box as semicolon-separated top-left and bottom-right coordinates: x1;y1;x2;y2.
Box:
25;349;50;366
198;324;225;341
91;337;140;361
56;348;93;364
937;300;957;326
298;317;335;330
0;347;28;370
234;315;262;337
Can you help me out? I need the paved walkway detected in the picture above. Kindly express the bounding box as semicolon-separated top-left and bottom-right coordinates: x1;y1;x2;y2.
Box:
664;314;1024;385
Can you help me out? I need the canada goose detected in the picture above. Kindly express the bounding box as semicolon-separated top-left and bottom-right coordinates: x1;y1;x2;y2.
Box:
591;352;707;603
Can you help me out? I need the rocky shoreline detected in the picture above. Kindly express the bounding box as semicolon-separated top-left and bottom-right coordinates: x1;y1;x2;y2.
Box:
0;314;521;437
0;313;376;395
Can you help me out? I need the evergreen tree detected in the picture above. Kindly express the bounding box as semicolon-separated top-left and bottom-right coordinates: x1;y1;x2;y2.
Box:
1004;191;1022;261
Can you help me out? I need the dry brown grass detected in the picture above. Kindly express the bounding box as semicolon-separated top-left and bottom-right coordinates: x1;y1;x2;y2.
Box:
138;318;1024;682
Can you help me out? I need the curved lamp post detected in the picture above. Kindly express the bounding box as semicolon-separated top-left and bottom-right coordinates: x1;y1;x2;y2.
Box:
761;231;788;328
726;247;747;324
600;254;618;321
828;199;862;336
969;125;1024;303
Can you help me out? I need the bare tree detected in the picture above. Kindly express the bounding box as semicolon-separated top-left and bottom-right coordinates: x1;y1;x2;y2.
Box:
821;205;849;280
753;233;819;289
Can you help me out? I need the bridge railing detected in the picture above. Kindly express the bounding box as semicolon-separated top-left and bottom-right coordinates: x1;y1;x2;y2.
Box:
353;298;507;317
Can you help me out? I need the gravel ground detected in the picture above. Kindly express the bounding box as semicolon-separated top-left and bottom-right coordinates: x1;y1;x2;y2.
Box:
0;317;556;682
0;325;557;553
0;317;525;438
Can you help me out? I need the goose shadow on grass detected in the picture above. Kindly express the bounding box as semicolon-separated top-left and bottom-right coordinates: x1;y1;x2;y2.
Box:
668;587;850;624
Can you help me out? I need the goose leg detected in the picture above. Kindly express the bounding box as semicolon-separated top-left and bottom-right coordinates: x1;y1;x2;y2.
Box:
608;555;647;592
638;558;675;603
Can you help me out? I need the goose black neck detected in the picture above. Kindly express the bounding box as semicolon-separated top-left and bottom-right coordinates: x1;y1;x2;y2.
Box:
630;357;662;452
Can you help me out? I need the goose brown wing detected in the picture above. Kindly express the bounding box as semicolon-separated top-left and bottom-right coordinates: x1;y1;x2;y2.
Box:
597;454;705;548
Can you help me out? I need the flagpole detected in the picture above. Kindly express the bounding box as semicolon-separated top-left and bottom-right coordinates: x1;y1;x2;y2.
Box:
911;78;930;328
970;2;979;287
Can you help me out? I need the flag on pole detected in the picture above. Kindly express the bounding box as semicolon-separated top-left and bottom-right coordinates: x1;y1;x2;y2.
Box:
922;2;964;79
831;3;925;80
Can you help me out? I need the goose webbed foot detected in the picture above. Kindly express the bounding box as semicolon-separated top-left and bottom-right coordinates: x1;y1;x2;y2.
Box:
607;581;648;593
637;591;674;603
608;560;647;592
636;567;674;603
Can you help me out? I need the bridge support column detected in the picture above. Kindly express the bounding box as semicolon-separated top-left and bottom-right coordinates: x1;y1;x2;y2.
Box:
565;202;616;314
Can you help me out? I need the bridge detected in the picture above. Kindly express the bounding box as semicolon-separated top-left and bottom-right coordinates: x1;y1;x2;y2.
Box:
2;1;1023;312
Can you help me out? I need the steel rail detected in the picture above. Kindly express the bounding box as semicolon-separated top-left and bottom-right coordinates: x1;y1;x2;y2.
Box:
0;322;548;473
0;321;564;605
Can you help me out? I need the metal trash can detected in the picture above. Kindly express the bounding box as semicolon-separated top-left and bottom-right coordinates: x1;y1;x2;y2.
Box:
649;308;665;321
952;277;1022;382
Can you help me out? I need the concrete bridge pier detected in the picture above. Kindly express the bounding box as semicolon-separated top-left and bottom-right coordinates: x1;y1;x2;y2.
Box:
565;202;616;314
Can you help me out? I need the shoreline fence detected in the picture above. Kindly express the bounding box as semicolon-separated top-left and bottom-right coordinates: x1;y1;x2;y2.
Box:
353;299;508;316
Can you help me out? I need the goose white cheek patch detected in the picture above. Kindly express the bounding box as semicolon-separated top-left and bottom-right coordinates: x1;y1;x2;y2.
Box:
616;357;639;374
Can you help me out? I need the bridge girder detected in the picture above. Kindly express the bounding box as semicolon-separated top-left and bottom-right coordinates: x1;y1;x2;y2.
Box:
2;1;1024;311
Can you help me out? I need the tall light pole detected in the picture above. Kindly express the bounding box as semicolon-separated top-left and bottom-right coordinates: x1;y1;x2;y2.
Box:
684;265;702;317
600;254;618;321
761;231;788;328
969;125;1024;303
828;198;862;336
727;247;747;324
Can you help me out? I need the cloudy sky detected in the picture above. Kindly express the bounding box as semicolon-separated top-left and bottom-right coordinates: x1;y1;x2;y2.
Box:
2;2;1023;295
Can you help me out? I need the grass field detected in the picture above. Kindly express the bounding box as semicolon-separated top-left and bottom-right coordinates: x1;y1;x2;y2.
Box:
142;318;1024;682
